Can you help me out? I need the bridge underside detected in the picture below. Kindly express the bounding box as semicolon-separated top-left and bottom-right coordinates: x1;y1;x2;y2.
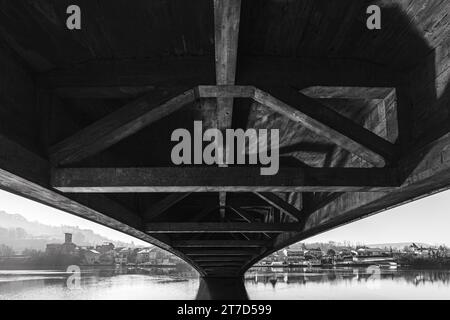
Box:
0;0;449;281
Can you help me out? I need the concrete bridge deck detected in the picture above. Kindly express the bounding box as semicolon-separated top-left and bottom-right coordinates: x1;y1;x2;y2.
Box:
0;0;449;298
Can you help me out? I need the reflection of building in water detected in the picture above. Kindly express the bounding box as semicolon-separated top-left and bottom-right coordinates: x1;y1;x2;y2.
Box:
246;268;374;286
246;267;450;289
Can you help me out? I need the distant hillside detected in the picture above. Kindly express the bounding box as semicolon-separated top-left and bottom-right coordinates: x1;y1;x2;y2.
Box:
288;241;437;252
288;242;349;252
366;242;433;250
0;211;140;253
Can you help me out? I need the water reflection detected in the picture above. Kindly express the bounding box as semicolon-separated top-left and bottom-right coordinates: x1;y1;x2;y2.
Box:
246;267;450;287
0;265;199;300
1;266;450;299
245;267;450;299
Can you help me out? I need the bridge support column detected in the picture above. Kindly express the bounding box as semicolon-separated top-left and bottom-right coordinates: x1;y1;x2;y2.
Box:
196;277;248;300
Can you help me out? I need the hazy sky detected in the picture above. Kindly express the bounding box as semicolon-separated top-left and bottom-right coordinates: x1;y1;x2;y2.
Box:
1;188;450;247
305;190;450;246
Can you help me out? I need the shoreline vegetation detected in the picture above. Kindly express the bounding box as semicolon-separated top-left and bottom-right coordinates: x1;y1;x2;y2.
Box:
398;256;450;269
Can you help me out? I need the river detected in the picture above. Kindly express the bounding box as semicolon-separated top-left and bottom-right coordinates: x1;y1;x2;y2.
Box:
1;266;450;300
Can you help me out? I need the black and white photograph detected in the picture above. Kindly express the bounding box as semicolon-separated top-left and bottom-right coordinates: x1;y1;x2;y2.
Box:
0;0;450;310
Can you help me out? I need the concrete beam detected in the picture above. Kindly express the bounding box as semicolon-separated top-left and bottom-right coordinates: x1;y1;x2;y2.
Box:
301;86;395;100
214;0;241;130
172;240;271;248
254;192;303;222
145;222;302;233
254;88;397;166
51;167;400;193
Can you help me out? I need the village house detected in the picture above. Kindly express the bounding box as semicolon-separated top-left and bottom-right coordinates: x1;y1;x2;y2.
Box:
136;248;155;264
98;250;115;265
136;247;178;265
95;242;115;254
285;248;306;265
82;248;101;265
353;247;394;264
304;248;323;260
114;247;131;265
334;249;356;265
409;244;450;258
356;247;391;257
45;233;77;256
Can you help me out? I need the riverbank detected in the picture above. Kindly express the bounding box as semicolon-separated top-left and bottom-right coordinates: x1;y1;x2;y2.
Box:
255;257;450;269
399;256;450;269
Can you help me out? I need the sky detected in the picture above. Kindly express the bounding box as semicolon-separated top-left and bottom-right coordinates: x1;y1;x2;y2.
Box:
304;189;450;246
1;188;450;247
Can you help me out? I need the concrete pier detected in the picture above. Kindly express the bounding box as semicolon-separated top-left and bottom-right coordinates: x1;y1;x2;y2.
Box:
196;277;249;300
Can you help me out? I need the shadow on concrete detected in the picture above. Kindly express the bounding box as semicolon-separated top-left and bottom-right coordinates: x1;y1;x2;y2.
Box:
196;277;249;300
